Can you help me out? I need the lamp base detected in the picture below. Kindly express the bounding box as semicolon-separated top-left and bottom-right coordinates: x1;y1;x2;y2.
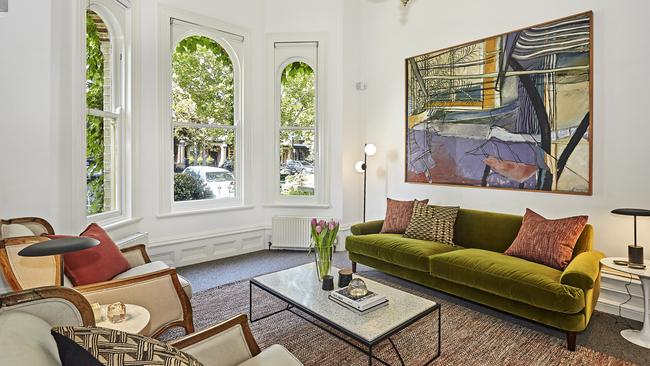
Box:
628;245;645;265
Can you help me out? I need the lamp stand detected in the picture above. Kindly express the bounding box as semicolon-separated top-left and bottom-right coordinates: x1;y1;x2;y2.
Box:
362;152;367;223
629;215;645;264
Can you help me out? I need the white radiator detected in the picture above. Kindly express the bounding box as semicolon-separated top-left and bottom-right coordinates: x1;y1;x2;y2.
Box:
271;216;337;250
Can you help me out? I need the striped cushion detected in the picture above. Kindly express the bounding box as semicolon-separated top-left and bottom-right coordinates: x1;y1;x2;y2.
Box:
505;209;588;270
52;326;203;366
403;202;459;245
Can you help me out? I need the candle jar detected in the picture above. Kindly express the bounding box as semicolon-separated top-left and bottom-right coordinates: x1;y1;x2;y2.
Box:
107;302;127;323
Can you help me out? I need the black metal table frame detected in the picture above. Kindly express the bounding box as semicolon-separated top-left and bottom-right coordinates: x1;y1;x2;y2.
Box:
250;280;441;366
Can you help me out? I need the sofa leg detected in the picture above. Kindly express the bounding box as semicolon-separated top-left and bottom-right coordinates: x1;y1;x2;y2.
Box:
352;262;357;273
566;331;576;351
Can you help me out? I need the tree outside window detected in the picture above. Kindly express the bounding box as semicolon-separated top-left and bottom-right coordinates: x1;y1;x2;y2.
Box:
279;62;316;196
172;35;237;201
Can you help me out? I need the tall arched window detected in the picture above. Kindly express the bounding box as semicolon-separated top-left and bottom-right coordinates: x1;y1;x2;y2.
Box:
85;0;128;221
272;40;325;204
172;35;237;202
279;62;316;196
163;16;245;212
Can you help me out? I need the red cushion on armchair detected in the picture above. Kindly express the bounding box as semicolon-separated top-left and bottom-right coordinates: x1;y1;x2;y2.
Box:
47;223;130;286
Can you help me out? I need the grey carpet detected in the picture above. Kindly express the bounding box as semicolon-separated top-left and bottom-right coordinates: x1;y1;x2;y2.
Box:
177;250;649;365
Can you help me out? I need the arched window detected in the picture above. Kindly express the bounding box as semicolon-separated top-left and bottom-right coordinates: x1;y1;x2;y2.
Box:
85;0;128;220
171;35;237;202
279;61;316;196
272;40;325;204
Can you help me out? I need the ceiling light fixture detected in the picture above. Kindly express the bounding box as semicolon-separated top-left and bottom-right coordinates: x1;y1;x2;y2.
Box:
401;0;410;6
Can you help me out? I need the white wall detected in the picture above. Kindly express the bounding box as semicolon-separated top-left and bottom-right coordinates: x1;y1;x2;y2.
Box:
356;0;650;258
0;0;356;268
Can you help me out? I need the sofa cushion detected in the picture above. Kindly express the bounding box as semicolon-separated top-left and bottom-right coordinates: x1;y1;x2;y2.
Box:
380;198;428;234
48;223;131;286
403;202;459;245
429;249;585;314
346;234;461;272
52;326;203;366
0;311;61;366
504;209;588;270
113;261;193;299
51;330;102;366
238;345;303;366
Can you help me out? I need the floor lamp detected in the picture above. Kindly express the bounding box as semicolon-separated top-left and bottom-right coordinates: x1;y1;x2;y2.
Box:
355;143;376;222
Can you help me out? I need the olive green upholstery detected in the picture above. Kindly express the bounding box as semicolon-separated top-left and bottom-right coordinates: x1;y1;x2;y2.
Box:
346;208;604;335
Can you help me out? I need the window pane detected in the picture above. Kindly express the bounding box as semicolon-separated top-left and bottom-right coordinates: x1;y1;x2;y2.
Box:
86;10;110;111
87;115;116;215
280;129;315;196
280;62;315;128
173;127;236;201
86;10;116;216
172;36;234;126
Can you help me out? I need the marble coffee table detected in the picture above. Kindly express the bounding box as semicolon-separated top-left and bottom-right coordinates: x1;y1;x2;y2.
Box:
250;263;441;365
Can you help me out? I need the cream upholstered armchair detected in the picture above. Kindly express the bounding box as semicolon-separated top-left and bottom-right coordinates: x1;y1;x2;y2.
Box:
0;217;193;337
0;286;302;366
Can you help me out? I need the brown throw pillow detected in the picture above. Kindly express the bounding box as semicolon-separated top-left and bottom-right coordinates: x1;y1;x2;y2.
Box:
381;198;429;234
403;201;459;245
505;209;588;270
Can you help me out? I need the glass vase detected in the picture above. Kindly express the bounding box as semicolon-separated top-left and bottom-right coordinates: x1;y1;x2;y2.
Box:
314;244;333;281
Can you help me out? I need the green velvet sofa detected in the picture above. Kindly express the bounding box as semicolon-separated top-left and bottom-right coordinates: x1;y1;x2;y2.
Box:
346;208;604;351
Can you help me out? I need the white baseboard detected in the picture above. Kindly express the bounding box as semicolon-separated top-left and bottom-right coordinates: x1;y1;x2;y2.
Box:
596;271;644;322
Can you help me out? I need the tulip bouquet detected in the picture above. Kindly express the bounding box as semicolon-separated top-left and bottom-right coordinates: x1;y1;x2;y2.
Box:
309;218;340;280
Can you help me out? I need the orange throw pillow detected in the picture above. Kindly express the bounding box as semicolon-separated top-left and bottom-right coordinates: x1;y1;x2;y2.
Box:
381;198;429;234
47;223;130;286
505;209;588;270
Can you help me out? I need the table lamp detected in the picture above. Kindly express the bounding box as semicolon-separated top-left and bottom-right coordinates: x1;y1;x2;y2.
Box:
611;208;650;266
18;237;100;285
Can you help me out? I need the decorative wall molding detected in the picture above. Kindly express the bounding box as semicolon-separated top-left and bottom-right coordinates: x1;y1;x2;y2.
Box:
146;225;267;268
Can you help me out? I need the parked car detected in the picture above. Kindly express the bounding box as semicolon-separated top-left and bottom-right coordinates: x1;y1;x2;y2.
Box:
183;166;234;199
285;160;305;173
298;160;314;174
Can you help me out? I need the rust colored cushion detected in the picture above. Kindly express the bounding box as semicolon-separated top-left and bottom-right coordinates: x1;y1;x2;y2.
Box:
505;209;588;270
381;198;429;234
47;223;130;286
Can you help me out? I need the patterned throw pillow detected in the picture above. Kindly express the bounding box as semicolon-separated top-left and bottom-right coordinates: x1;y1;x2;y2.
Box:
380;198;429;234
505;209;588;270
403;202;459;245
52;326;204;366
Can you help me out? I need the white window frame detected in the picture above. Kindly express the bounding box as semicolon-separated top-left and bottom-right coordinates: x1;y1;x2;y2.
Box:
268;35;328;206
158;7;249;215
84;0;132;225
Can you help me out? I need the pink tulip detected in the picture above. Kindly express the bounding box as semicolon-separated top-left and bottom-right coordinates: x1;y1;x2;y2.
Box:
311;218;317;227
319;220;326;228
315;225;322;233
329;222;335;231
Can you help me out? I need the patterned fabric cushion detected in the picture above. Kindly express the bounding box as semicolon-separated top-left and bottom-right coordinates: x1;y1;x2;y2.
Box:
403;202;459;245
505;209;588;270
380;198;429;234
52;326;203;366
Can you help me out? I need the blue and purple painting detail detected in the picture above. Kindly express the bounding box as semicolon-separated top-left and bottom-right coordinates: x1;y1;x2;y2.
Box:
405;12;592;194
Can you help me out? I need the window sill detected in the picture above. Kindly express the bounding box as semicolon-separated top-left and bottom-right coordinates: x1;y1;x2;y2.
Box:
157;204;255;218
102;217;143;231
263;203;331;209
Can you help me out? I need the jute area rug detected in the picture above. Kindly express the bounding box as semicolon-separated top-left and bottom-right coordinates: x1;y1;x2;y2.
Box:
160;273;633;366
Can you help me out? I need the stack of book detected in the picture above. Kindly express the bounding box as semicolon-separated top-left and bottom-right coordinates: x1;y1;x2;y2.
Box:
329;287;388;313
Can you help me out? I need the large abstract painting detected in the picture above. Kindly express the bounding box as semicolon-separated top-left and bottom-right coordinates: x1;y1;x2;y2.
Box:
405;12;592;194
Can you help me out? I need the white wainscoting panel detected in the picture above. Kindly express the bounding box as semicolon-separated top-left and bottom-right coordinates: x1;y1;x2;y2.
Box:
146;225;267;268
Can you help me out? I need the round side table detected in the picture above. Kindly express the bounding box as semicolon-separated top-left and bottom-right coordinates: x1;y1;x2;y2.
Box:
600;257;650;349
96;304;151;335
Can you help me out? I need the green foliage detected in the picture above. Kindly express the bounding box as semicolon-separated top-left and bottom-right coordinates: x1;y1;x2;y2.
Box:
280;62;315;129
174;172;213;201
86;11;105;215
172;36;234;151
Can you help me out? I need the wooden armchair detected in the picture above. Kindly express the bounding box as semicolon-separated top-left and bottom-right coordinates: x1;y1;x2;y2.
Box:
0;217;194;338
0;286;302;366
